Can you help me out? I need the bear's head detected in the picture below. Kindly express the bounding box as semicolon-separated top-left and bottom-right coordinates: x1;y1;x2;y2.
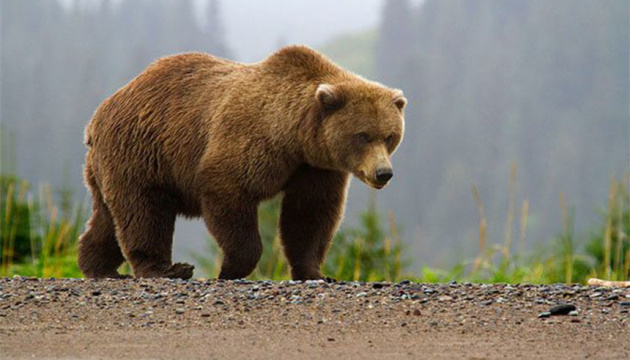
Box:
310;81;406;189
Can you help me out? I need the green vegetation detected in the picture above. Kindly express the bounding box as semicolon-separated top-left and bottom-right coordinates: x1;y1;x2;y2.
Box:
1;176;85;278
2;172;627;284
416;174;629;284
323;196;405;282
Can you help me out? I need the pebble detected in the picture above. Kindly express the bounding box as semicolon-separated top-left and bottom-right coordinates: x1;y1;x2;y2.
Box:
538;312;551;318
175;308;185;314
549;304;576;315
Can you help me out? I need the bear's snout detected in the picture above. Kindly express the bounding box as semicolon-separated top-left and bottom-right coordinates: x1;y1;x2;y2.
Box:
375;167;393;186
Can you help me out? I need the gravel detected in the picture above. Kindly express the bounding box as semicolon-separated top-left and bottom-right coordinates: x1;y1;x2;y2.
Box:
1;277;629;359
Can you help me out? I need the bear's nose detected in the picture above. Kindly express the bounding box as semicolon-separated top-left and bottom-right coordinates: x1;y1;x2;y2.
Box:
375;168;393;185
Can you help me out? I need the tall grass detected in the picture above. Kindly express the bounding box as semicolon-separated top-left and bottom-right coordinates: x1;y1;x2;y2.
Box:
585;174;629;281
324;197;406;282
420;166;629;284
463;161;541;283
1;177;29;274
2;168;627;284
1;176;85;278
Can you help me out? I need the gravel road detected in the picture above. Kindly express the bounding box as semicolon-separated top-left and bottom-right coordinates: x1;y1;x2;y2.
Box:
1;277;628;359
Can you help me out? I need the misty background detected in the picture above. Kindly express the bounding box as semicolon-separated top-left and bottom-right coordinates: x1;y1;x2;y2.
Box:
1;0;628;273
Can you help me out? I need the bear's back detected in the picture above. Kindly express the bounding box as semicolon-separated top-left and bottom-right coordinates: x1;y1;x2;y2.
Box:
86;53;245;197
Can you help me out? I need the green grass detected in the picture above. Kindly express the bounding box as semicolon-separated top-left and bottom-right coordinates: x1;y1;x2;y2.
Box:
2;169;628;284
1;176;85;278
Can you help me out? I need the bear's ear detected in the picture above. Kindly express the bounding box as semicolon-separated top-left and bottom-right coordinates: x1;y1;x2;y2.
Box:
316;84;344;110
393;89;407;111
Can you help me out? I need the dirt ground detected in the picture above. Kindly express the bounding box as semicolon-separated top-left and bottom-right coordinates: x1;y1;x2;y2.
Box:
1;277;628;359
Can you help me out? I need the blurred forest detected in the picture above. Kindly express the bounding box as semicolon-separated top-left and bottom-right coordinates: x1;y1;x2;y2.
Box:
371;0;629;263
1;0;628;268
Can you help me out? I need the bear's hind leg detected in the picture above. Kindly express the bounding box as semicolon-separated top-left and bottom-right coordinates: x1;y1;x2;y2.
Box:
78;208;126;279
78;167;128;279
109;189;193;279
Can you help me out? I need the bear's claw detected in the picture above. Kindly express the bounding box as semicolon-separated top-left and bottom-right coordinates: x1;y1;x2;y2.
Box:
108;273;133;279
163;262;194;280
84;271;132;279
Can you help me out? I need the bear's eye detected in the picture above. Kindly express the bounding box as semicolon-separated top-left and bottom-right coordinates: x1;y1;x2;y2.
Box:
356;132;372;144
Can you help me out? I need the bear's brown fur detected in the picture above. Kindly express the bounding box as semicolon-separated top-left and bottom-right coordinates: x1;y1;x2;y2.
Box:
78;45;406;280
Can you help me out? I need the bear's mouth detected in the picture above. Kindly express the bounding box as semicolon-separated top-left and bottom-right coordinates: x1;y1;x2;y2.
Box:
369;182;386;190
355;172;388;190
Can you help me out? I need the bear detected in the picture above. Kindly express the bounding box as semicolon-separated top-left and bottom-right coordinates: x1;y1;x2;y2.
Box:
77;45;406;280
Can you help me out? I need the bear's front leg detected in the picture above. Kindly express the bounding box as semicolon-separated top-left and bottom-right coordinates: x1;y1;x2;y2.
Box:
201;198;263;280
280;166;349;280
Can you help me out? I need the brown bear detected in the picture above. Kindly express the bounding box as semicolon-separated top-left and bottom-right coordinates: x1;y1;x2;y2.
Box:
78;45;406;280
